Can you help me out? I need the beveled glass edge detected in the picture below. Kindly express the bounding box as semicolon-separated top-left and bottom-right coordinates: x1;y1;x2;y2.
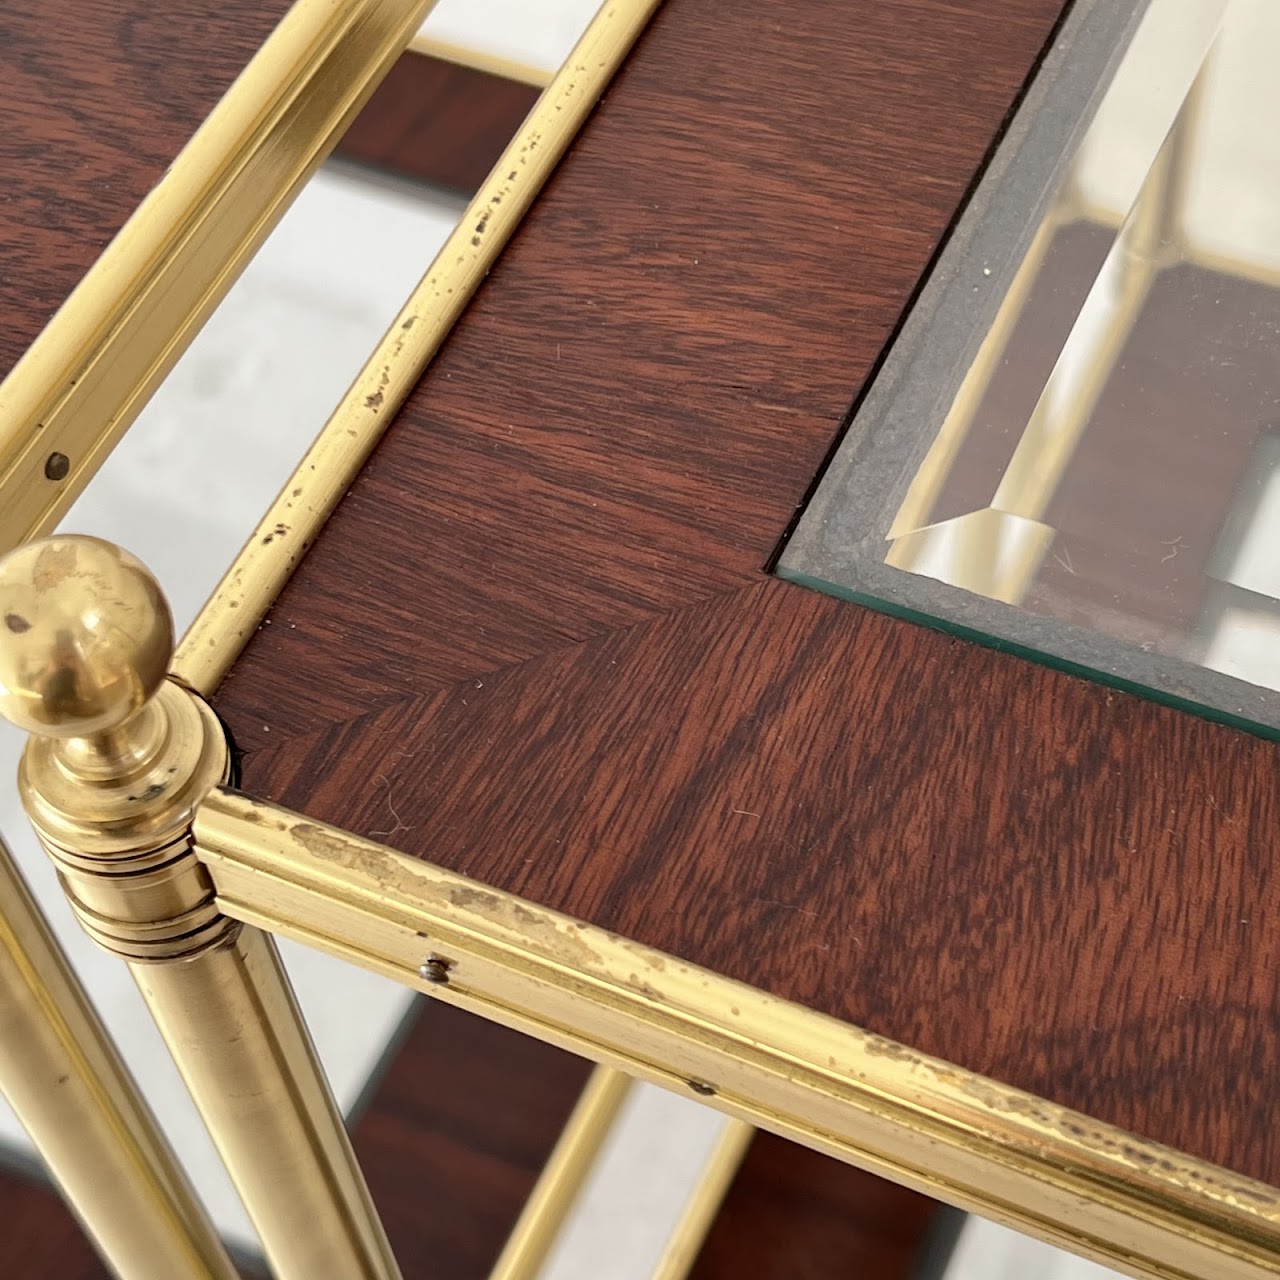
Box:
778;0;1280;741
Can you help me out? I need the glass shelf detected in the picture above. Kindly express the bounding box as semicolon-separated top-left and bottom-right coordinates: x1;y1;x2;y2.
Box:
780;0;1280;738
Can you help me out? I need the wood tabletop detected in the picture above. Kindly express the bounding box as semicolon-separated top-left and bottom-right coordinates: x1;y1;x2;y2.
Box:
7;0;1278;1221
211;0;1280;1196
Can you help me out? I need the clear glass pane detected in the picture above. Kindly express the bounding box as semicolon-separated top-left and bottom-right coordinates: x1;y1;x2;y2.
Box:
781;0;1280;738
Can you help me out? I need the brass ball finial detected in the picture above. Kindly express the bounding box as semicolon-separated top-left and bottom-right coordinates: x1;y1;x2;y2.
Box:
0;536;173;739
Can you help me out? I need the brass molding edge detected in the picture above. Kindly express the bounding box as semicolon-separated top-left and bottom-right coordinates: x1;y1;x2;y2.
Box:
173;0;665;696
0;0;439;554
195;790;1280;1280
407;32;554;87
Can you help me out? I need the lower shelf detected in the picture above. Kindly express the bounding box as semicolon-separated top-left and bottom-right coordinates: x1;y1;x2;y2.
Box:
0;996;953;1279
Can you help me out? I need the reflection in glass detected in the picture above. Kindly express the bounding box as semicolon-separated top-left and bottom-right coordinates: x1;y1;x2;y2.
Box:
782;0;1280;733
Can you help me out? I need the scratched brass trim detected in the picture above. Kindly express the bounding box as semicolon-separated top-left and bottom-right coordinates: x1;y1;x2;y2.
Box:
407;32;554;87
174;0;664;696
0;0;439;555
195;790;1280;1280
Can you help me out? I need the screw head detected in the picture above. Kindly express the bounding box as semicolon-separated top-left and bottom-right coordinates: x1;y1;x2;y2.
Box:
418;955;451;985
0;536;173;739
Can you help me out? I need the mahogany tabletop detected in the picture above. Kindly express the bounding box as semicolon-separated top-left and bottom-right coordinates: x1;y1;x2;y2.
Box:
209;0;1280;1195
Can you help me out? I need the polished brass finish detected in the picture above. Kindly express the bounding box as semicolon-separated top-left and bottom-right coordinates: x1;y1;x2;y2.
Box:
0;833;238;1280
173;0;667;696
407;31;553;87
0;535;401;1280
651;1121;754;1280
196;789;1280;1280
0;536;172;739
134;926;401;1280
490;1066;634;1280
0;0;439;555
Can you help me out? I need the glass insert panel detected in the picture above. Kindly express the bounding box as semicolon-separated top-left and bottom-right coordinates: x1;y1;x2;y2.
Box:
779;0;1280;737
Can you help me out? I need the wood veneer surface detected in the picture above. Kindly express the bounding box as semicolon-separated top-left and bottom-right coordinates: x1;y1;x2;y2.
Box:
214;0;1280;1189
352;999;592;1278
0;0;290;379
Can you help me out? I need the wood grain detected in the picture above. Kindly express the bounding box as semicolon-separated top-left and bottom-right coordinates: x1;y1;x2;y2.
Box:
335;51;539;193
213;0;1280;1194
351;998;591;1278
0;0;290;381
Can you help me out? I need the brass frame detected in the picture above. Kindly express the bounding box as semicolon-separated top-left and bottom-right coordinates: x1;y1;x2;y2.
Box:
0;0;438;555
2;0;1276;1277
0;834;238;1280
489;1066;634;1280
172;0;665;694
194;791;1280;1280
651;1120;753;1280
407;31;553;88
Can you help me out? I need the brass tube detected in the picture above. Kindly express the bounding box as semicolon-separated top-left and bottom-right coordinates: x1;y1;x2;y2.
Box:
173;0;666;697
0;833;239;1280
131;927;401;1280
489;1066;634;1280
0;536;401;1280
0;0;439;554
650;1121;753;1280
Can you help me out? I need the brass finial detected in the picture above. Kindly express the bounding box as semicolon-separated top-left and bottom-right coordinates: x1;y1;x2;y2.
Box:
0;535;173;739
0;535;226;897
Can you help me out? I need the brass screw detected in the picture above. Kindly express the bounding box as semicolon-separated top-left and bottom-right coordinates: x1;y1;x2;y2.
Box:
417;955;451;985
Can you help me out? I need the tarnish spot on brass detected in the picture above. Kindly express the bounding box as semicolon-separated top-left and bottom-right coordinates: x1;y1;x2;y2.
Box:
32;542;79;590
449;886;502;911
291;823;360;864
447;885;604;969
286;825;604;965
627;973;663;1001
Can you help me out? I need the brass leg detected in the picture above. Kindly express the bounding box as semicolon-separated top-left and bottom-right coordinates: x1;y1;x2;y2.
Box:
132;928;398;1278
0;536;400;1280
0;834;238;1280
649;1120;754;1280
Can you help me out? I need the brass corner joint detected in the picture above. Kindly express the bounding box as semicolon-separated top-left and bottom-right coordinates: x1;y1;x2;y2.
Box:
0;534;401;1280
1;537;232;962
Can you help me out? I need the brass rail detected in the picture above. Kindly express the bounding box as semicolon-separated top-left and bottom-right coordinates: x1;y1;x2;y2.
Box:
0;0;438;554
195;789;1280;1280
489;1066;634;1280
408;31;553;87
173;0;665;696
